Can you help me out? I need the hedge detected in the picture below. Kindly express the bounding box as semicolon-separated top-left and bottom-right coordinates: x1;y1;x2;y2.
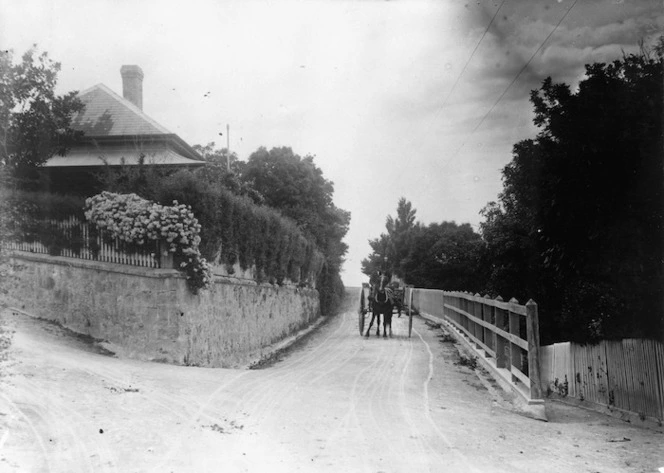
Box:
149;170;325;286
2;178;325;289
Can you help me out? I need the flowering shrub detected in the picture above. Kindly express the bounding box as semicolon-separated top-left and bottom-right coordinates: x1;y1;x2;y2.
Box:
84;191;212;294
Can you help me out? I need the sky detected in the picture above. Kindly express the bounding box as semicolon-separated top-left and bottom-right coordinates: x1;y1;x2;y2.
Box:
1;0;662;287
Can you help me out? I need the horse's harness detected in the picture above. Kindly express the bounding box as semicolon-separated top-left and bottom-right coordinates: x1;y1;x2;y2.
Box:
372;277;392;305
375;288;389;304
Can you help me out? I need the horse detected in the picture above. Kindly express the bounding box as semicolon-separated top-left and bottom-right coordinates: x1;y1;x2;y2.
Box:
365;273;394;338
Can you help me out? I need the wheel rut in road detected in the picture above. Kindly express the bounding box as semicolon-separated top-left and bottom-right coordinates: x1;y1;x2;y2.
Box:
1;303;662;472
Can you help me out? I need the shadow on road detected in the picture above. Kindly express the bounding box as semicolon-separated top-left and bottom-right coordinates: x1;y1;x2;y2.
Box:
1;306;116;358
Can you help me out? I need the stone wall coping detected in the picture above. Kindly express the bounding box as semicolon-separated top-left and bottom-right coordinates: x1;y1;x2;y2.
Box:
8;250;318;294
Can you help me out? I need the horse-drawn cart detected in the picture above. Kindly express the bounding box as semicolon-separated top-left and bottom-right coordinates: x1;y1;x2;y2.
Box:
358;282;413;337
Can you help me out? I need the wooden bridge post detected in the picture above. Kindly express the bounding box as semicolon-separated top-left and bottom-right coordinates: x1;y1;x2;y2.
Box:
509;298;521;384
483;294;492;355
466;293;473;341
468;293;474;334
526;299;543;400
494;296;507;369
473;293;482;349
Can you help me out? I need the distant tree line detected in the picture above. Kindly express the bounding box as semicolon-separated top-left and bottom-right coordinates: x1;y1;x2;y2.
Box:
363;44;663;344
361;198;485;293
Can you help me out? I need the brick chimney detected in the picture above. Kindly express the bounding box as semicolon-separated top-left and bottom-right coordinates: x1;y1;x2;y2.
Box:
120;65;144;110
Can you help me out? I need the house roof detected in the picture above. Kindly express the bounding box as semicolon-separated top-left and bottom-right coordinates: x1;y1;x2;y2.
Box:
45;82;204;166
71;83;172;136
44;145;204;167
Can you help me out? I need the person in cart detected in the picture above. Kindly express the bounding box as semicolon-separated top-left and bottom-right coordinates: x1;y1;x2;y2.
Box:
389;282;404;317
366;270;384;314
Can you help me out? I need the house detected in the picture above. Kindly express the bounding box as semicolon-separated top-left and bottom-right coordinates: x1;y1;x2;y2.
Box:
42;65;205;195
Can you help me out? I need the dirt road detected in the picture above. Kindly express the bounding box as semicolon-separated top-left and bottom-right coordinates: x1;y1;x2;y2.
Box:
0;299;662;472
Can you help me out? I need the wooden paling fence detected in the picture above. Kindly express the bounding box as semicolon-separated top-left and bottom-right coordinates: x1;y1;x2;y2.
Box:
541;339;664;421
406;288;543;404
2;216;165;269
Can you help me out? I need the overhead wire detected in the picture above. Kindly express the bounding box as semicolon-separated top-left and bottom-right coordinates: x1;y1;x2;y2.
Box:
443;0;579;164
407;0;505;169
430;0;507;125
409;0;578;169
402;0;507;155
470;0;579;134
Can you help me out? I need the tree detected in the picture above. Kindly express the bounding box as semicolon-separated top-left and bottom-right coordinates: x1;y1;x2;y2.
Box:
401;221;485;291
242;147;350;257
481;47;663;343
361;233;391;277
194;142;240;172
0;46;84;188
243;147;335;239
242;147;350;315
362;199;485;291
192;142;263;204
361;198;416;280
385;197;417;278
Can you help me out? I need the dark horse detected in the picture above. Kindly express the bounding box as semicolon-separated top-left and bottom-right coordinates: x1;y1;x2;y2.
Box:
365;273;394;338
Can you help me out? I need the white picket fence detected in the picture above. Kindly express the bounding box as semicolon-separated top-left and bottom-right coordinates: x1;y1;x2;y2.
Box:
3;216;163;268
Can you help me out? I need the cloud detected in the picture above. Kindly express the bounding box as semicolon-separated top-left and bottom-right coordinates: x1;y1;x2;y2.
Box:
559;14;664;49
453;2;664;113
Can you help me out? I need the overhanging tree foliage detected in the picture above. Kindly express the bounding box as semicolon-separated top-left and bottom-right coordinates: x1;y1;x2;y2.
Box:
0;46;84;188
481;48;663;343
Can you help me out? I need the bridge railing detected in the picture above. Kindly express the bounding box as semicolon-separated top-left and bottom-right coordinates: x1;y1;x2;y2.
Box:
405;288;543;406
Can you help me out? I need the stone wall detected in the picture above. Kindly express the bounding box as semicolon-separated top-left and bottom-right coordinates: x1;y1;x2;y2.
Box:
3;252;320;367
